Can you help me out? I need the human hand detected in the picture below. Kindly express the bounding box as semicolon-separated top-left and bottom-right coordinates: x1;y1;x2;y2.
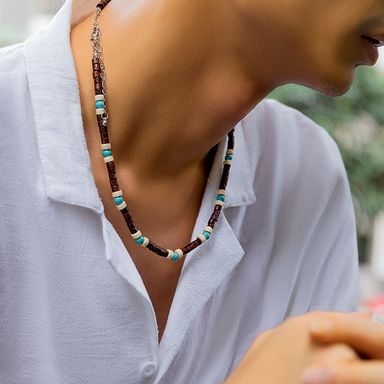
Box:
303;311;384;383
225;312;360;384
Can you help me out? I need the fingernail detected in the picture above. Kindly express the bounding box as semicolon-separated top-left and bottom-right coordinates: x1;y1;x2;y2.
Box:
309;319;334;336
302;368;333;384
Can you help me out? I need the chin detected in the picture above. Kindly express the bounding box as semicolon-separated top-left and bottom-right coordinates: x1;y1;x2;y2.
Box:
316;82;352;97
305;67;355;97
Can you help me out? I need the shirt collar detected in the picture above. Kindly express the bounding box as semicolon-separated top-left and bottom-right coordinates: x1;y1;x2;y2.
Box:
24;0;257;214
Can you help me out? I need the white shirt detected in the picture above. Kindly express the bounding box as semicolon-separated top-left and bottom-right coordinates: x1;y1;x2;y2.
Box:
0;1;359;383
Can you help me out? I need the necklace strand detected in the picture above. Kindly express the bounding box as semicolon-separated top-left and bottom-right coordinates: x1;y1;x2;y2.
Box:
91;0;235;262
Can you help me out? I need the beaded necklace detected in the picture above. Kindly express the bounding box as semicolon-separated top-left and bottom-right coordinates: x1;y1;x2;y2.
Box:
91;0;235;262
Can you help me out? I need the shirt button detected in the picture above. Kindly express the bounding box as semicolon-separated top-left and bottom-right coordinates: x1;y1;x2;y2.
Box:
141;361;158;378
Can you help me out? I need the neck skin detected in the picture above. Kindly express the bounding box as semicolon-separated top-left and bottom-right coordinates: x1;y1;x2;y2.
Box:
71;0;282;194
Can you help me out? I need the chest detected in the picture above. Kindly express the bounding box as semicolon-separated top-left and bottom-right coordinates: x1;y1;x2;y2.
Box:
102;197;187;343
81;128;207;343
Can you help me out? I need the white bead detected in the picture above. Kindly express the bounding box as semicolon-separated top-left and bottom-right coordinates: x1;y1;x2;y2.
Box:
204;226;213;234
96;108;105;115
217;189;226;196
166;249;174;260
116;201;127;210
101;143;111;150
223;160;232;166
174;249;184;258
131;231;143;240
140;237;150;247
215;200;224;206
103;156;114;163
112;190;123;198
197;233;207;243
226;149;234;155
95;94;105;101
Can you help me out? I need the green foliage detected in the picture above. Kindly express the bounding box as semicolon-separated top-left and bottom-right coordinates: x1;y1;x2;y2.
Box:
268;67;384;219
0;28;20;48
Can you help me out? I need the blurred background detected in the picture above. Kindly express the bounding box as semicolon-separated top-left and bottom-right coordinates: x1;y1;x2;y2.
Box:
1;0;384;314
0;0;63;46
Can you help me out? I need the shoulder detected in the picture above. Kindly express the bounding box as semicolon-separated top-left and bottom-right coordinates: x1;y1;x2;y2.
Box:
228;99;357;316
241;98;346;192
0;42;28;104
242;98;341;164
0;43;29;121
0;42;26;74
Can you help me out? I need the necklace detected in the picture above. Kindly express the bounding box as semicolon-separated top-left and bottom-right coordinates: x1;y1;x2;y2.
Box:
91;0;235;262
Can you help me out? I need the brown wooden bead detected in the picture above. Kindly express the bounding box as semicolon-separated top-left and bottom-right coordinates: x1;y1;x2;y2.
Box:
228;129;235;149
208;205;222;228
181;239;202;255
146;242;169;257
106;162;116;178
219;165;231;190
120;208;138;234
95;83;103;92
98;126;109;143
98;125;108;136
101;132;109;144
109;178;120;192
107;170;116;183
96;0;112;10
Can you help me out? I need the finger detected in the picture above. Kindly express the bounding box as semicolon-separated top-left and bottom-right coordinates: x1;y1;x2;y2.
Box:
331;361;384;384
306;311;372;331
303;361;384;384
313;343;359;365
307;312;370;338
308;311;372;323
309;315;384;359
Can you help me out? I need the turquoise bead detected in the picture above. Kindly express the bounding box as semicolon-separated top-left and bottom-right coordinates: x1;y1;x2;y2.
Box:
95;100;105;109
171;253;179;261
135;236;145;245
203;231;211;240
225;154;233;161
114;196;124;205
216;194;225;202
102;149;112;157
